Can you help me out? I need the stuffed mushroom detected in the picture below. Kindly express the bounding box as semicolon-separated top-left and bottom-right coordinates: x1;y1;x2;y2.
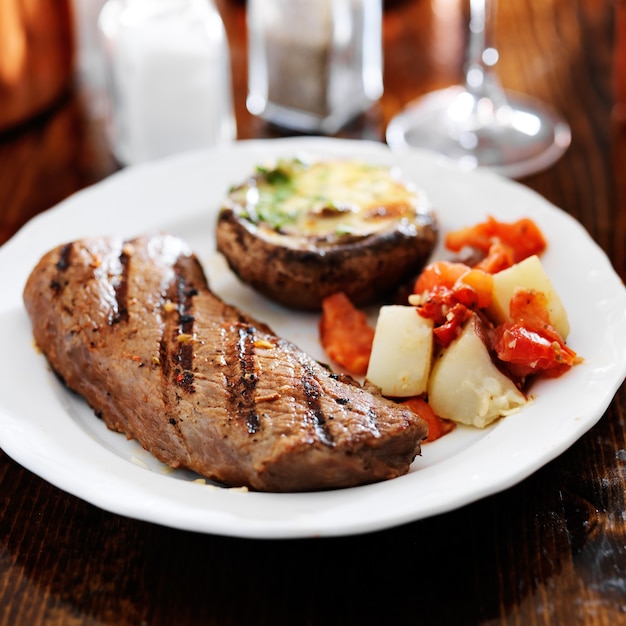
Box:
216;157;438;310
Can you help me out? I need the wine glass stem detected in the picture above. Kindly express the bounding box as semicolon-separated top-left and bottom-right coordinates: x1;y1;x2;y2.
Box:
465;0;506;106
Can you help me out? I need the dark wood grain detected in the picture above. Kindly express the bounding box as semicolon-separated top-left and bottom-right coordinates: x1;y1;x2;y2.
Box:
1;0;625;624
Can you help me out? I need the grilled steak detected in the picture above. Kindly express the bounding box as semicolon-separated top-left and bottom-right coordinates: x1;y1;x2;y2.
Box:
23;234;427;491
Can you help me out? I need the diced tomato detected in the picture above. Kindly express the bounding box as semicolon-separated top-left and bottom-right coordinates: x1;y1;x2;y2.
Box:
508;288;553;331
414;261;469;294
445;221;493;256
432;303;472;347
507;288;567;346
401;396;456;442
456;268;494;308
412;261;492;346
493;289;580;379
414;261;492;308
414;285;456;326
474;240;515;273
414;284;470;346
445;216;547;264
319;292;375;376
494;324;580;379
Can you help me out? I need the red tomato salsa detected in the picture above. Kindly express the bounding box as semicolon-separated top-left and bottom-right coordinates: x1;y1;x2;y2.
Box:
319;216;580;443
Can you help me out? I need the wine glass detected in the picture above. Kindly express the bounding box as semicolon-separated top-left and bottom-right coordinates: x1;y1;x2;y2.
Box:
385;0;572;178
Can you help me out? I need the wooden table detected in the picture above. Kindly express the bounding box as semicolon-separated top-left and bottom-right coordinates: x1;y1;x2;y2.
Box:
1;0;625;623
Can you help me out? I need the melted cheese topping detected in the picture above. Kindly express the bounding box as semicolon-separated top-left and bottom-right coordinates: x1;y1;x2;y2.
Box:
227;158;428;240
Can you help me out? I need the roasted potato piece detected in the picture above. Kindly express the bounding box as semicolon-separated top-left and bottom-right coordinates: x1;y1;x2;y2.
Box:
427;314;527;428
366;305;434;398
216;158;438;310
487;254;570;339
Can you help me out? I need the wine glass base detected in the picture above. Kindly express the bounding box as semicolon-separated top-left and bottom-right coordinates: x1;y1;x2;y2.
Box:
386;86;572;179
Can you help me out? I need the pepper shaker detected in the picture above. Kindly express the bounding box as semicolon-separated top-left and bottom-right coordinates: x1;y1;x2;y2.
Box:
246;0;383;134
98;0;236;165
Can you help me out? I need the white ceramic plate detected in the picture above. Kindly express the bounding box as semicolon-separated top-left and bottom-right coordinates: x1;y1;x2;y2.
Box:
1;138;625;539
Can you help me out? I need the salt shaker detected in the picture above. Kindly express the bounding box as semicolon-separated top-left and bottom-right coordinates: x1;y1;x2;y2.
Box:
98;0;236;166
246;0;383;134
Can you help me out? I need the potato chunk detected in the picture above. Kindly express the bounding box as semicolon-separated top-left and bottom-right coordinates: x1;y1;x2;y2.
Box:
427;315;526;428
487;254;570;339
366;306;434;397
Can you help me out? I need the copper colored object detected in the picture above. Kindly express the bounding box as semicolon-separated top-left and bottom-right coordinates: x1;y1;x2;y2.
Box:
0;0;74;131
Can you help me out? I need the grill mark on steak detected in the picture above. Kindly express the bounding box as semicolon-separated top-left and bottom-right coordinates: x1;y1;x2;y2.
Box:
300;365;335;447
109;245;130;325
159;267;199;394
158;330;171;381
172;271;196;393
235;325;260;434
221;323;261;435
50;243;74;293
56;242;73;271
366;407;380;432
